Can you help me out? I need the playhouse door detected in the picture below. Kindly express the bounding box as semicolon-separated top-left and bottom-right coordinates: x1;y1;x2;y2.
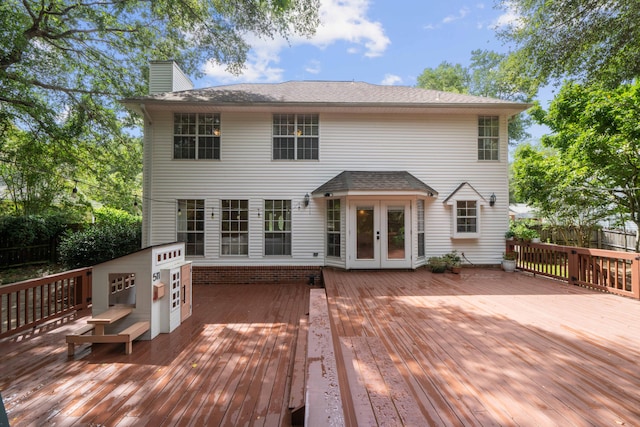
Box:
180;263;192;322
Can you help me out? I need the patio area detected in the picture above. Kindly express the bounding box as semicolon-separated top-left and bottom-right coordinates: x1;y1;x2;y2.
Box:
2;268;640;426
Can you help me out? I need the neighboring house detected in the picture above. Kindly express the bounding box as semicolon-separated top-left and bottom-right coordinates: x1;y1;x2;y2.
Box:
509;203;539;221
123;61;529;283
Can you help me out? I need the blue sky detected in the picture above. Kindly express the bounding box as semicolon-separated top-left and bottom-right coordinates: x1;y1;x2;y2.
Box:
196;0;548;139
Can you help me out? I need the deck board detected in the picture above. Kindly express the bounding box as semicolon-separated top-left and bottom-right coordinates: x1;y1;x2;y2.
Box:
3;269;640;426
323;269;640;426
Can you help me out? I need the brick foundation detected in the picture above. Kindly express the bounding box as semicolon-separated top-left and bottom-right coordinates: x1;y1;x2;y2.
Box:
192;265;323;286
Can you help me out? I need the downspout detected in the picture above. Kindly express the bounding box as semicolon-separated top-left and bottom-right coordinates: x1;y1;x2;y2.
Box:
140;103;153;248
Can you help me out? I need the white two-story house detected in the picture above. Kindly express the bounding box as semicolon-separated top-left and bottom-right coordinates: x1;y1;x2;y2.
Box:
123;61;528;284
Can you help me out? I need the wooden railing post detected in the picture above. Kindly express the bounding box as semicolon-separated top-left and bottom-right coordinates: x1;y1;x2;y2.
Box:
568;249;579;286
632;255;640;300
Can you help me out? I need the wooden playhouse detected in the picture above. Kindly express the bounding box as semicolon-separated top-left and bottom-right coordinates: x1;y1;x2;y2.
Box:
66;242;192;355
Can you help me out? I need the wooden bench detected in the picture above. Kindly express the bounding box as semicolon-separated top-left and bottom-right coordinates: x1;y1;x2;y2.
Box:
118;321;150;355
66;321;149;356
66;324;95;356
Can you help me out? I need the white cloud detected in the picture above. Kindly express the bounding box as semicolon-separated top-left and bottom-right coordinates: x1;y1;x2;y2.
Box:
312;0;390;58
381;74;402;86
305;60;322;74
203;0;390;83
443;7;470;24
492;2;522;29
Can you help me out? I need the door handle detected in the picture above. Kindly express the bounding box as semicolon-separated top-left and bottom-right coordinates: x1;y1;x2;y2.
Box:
182;285;185;303
376;231;380;240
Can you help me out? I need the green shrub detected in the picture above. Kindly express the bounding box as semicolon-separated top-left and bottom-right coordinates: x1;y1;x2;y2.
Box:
0;212;73;247
58;210;141;268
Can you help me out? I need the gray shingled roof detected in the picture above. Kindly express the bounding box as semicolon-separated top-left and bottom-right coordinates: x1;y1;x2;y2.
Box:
312;171;438;196
126;81;527;109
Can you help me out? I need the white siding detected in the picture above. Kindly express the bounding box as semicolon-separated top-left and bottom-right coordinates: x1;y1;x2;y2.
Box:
149;61;193;94
145;110;510;267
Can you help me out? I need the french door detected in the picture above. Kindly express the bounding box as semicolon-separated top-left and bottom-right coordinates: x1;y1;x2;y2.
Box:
350;201;411;269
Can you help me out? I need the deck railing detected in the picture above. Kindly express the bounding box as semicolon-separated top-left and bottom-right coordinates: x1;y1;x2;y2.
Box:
506;241;640;300
0;268;92;339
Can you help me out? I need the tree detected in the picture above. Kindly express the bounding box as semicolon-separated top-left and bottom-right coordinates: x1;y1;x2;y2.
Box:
525;81;640;250
498;0;640;88
416;50;532;143
511;143;608;247
0;0;319;215
416;62;470;93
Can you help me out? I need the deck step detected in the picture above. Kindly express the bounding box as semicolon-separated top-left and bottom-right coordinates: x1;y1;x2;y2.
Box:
289;315;308;413
300;289;344;427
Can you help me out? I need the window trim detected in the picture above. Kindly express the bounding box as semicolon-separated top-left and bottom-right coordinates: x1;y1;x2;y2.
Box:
176;199;205;256
272;113;319;160
477;115;499;161
417;199;425;258
220;199;249;256
264;199;292;256
173;113;221;160
326;199;341;258
453;200;479;238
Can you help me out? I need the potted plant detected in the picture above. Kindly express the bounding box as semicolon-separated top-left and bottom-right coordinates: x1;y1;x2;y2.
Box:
502;251;517;272
443;250;462;273
504;229;516;240
428;256;447;273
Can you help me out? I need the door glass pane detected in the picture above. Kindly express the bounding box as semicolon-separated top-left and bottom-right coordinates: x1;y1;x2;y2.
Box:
356;206;374;259
387;207;405;259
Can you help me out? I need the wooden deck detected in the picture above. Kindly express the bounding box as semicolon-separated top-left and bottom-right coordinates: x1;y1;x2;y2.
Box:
2;269;640;426
323;269;640;426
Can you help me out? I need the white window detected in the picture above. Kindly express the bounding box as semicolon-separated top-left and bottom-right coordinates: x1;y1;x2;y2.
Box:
272;114;319;160
417;199;425;257
264;200;291;256
456;201;477;233
326;199;341;257
177;199;204;256
478;116;499;161
174;113;221;159
221;200;248;255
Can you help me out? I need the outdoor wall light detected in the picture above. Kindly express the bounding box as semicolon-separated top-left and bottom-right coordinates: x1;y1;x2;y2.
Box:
489;193;496;207
304;193;310;207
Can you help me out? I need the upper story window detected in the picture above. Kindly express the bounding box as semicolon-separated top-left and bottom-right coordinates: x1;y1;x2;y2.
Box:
477;116;499;161
177;199;205;256
174;113;220;160
272;114;319;160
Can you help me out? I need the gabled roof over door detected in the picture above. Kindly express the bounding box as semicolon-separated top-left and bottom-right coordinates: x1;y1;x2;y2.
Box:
312;171;438;198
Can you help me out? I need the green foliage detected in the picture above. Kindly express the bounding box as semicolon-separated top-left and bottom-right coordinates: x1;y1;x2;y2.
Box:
416;50;533;143
498;0;640;88
511;222;539;241
442;250;462;268
524;81;640;249
58;210;142;268
0;212;75;247
0;0;319;217
427;256;447;273
416;62;470;93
